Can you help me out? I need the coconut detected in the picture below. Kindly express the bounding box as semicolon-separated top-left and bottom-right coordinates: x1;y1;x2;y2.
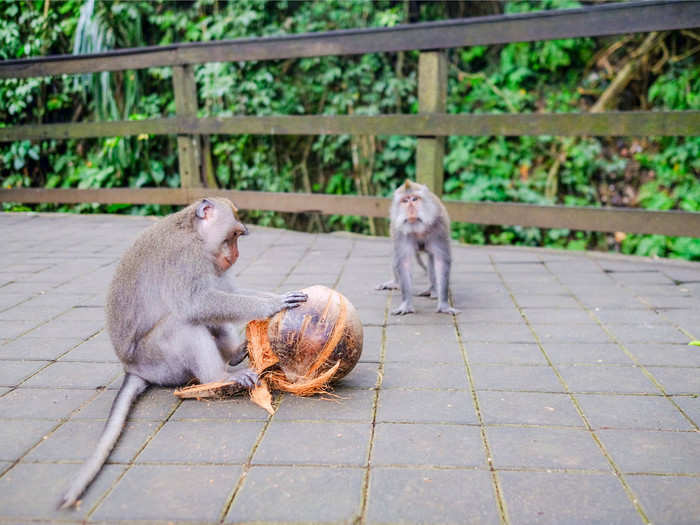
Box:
175;285;363;413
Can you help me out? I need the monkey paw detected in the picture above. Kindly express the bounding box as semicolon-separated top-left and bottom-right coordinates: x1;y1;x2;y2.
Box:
227;368;260;389
436;304;460;315
417;287;436;298
376;281;399;291
282;291;308;309
391;304;415;315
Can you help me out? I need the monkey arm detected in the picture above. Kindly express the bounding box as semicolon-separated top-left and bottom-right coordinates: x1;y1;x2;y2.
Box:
186;288;306;325
391;236;416;315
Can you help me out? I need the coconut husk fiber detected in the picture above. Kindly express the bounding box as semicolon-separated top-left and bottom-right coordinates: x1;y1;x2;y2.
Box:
174;285;363;414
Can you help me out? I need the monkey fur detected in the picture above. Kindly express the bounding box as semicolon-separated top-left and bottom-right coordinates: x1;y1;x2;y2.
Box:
376;180;459;315
59;197;307;509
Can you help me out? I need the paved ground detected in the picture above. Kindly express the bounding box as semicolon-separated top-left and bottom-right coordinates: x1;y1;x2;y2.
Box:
0;211;698;524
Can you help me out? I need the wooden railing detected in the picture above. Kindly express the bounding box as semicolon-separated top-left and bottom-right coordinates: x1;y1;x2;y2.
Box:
1;0;699;237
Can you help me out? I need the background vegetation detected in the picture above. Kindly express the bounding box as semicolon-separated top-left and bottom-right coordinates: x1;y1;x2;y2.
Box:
1;0;699;259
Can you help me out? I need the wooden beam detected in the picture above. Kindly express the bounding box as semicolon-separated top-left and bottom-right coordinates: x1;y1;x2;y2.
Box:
172;65;203;189
442;201;700;238
0;188;191;205
0;188;390;217
0;1;697;79
2;188;699;238
416;51;447;196
1;111;698;142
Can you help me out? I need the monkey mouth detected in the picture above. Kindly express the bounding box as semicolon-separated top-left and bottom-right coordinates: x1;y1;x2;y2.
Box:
406;218;421;224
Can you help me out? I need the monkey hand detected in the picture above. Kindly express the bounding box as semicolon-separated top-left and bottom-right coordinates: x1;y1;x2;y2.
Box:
226;367;260;389
262;291;308;319
391;302;415;315
436;303;460;315
281;291;308;309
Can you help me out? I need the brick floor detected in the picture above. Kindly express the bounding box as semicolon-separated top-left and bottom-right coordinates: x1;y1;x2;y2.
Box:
0;211;699;524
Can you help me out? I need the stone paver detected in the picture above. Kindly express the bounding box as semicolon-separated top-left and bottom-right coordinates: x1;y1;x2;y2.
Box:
499;471;641;525
486;426;612;471
92;464;242;521
253;421;372;466
367;468;500;524
137;420;264;464
229;466;365;523
372;422;485;467
624;475;700;525
1;211;699;523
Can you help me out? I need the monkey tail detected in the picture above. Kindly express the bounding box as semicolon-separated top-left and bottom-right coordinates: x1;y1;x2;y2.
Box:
415;253;427;274
58;373;149;510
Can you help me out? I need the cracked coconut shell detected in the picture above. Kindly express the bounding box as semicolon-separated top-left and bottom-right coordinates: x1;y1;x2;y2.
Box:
175;285;363;413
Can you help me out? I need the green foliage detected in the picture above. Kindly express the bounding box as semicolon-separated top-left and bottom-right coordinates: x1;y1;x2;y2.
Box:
0;0;698;259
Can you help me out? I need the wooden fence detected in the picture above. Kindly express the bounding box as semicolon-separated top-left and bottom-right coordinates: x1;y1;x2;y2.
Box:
1;0;699;237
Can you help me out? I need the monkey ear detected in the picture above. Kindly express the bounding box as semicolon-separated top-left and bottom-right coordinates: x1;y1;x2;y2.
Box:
195;199;215;220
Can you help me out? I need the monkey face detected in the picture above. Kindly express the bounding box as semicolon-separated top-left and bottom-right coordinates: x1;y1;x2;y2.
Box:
400;193;422;224
194;198;249;273
394;189;427;232
392;182;442;237
215;220;248;272
215;237;237;271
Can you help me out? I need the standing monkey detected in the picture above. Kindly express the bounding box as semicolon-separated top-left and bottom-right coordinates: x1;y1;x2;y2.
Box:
60;197;307;509
376;180;459;315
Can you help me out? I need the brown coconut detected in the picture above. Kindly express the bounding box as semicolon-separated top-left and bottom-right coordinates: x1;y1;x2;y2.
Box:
175;285;363;413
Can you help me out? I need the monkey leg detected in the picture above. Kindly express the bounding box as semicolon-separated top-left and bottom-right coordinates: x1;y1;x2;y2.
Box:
183;326;258;387
209;323;247;365
433;257;460;315
135;319;257;388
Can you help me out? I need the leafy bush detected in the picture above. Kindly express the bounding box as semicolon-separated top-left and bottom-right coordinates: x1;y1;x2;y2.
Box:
0;0;698;259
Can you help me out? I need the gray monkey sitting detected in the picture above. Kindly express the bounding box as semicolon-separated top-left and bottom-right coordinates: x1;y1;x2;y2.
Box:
60;197;307;509
376;180;459;315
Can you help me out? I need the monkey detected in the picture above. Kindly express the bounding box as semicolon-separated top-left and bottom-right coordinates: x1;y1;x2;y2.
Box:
376;180;459;316
59;197;307;509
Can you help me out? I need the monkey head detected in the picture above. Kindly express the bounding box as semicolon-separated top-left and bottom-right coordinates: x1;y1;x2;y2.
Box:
391;180;440;236
194;197;249;273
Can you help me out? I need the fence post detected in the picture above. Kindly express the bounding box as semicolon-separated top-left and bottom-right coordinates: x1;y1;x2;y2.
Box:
172;64;204;189
416;51;447;197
